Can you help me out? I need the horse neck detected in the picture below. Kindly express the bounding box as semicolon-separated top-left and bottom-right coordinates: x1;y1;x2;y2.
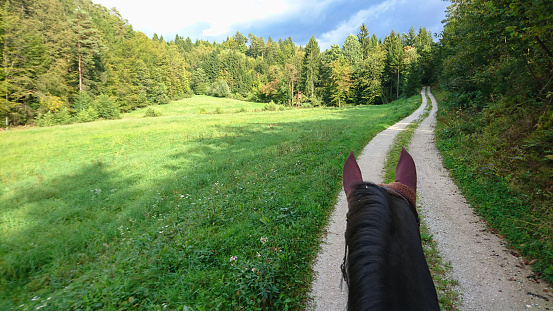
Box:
345;183;439;311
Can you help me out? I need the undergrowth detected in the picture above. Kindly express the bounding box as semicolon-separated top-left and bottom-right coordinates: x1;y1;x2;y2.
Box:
434;88;553;284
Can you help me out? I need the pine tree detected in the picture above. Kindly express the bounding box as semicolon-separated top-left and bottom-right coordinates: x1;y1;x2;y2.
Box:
71;8;103;93
301;35;320;98
357;23;370;60
343;34;362;68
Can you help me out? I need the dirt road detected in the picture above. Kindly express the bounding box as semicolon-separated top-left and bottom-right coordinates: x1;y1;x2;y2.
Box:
309;87;553;310
309;88;429;310
411;88;553;310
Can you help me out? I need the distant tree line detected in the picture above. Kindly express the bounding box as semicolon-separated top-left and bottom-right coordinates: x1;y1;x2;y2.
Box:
0;0;438;128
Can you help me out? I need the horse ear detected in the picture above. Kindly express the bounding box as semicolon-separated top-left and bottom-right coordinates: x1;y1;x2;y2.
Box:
395;147;417;193
343;151;363;195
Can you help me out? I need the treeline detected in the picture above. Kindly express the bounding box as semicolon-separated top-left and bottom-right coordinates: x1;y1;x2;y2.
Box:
0;0;437;128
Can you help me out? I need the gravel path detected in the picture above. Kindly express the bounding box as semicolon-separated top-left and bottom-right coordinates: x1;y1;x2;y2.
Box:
410;88;553;310
309;88;429;310
309;87;553;310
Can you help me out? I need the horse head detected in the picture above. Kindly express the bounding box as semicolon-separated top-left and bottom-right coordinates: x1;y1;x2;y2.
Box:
341;148;439;311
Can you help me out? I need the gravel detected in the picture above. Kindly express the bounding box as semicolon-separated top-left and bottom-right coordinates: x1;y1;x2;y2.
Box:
309;87;553;310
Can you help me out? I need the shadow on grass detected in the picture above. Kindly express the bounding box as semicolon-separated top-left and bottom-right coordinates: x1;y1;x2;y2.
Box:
0;161;138;283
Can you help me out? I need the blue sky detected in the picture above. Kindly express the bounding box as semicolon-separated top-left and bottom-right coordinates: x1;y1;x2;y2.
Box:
92;0;450;50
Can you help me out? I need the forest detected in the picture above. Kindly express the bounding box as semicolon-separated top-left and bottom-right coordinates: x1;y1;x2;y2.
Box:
0;0;436;128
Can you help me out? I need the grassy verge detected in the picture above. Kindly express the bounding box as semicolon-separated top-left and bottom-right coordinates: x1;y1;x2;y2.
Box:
434;87;553;284
382;89;462;310
0;96;418;310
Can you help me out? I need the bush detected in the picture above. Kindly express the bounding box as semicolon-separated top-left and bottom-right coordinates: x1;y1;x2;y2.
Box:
75;107;99;123
209;79;230;98
35;107;75;126
74;92;94;111
245;92;258;102
93;94;120;119
214;107;223;114
143;106;162;117
35;111;56;127
54;107;73;125
264;101;277;111
309;96;322;107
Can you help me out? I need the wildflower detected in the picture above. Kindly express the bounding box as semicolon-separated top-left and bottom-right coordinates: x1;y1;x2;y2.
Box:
230;255;237;265
260;237;268;244
257;252;261;257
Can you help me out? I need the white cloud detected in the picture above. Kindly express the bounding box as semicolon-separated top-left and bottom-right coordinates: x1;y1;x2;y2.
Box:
317;0;399;50
93;0;337;38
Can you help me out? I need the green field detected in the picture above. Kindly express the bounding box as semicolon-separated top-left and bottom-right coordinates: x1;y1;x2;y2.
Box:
1;95;419;310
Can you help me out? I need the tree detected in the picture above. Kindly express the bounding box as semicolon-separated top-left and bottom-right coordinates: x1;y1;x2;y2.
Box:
71;8;103;93
284;63;299;106
247;33;265;58
384;30;403;99
0;3;46;128
401;46;422;97
302;35;320;98
353;45;386;105
330;55;352;107
343;34;362;68
357;23;370;60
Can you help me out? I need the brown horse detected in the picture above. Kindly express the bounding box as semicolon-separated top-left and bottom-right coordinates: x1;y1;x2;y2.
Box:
341;148;440;310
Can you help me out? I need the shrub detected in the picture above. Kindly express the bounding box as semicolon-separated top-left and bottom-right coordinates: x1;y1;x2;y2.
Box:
54;107;73;125
74;92;94;111
199;107;207;114
75;107;98;123
143;106;162;117
93;94;120;119
263;101;277;111
209;79;231;98
245;92;258;102
214;107;223;114
35;111;55;127
309;96;322;107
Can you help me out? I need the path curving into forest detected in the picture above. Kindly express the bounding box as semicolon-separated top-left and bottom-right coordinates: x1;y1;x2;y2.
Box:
309;87;553;310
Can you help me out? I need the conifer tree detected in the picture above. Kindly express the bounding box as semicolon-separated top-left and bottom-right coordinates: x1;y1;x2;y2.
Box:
301;35;320;98
71;8;103;93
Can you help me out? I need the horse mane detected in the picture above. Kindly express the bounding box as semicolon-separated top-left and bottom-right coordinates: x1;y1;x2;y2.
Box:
345;182;392;310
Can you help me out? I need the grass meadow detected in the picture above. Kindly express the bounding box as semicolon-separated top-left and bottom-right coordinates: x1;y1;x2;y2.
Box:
1;95;419;310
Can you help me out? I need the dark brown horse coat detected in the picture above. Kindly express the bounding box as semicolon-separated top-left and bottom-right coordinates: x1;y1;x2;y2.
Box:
342;148;440;311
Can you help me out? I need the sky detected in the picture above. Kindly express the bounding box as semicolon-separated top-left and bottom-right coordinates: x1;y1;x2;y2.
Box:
91;0;451;50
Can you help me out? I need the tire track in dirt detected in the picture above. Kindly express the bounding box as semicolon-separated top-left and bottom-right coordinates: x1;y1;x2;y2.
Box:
410;88;553;310
308;88;429;310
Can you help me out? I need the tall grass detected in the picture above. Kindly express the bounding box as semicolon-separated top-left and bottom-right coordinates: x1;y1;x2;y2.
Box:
1;96;418;310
